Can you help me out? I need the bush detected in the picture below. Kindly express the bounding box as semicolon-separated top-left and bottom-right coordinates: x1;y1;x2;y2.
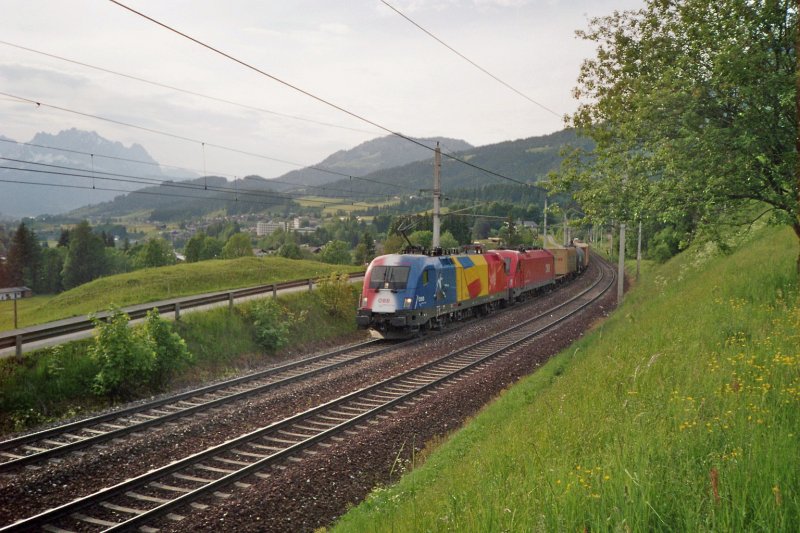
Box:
317;272;356;317
246;298;296;352
90;307;154;400
90;306;193;399
142;309;193;391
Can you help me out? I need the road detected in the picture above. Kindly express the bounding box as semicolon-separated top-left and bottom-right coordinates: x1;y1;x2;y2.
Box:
0;276;364;359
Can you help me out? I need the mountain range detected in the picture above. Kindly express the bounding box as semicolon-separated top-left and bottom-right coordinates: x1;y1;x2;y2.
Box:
0;129;197;218
270;136;473;192
0;128;588;220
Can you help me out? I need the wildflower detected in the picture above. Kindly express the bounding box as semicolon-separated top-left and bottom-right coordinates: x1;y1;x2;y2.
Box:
773;485;782;506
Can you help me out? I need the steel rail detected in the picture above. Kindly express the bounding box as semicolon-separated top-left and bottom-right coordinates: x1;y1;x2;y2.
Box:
0;257;613;532
0;338;398;472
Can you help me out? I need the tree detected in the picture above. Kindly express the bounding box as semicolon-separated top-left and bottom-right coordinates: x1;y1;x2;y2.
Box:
62;221;108;289
382;234;406;254
184;233;205;263
472;219;491;240
439;230;459;250
278;242;302;259
320;240;351;264
136;238;176;268
38;247;66;293
57;228;70;248
5;223;41;289
222;233;254;259
353;232;376;265
200;236;223;260
409;230;433;249
557;0;797;267
442;214;471;245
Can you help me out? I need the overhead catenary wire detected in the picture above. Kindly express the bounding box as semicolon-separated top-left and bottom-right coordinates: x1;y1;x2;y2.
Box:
0;91;416;193
108;0;532;187
0;158;380;208
0;39;383;137
0;168;368;212
0;137;402;200
0;176;296;208
380;0;562;119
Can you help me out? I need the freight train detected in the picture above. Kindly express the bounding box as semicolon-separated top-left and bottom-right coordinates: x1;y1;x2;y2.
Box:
356;242;589;338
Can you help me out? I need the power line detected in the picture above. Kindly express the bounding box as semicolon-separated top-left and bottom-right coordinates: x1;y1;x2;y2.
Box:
0;91;417;193
108;0;532;187
0;138;396;201
380;0;562;119
0;175;293;209
0;39;382;137
0;158;383;208
0;167;374;213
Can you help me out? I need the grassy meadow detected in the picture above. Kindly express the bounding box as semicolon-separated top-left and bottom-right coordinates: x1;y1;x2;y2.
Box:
296;196;400;217
332;225;799;532
0;256;361;331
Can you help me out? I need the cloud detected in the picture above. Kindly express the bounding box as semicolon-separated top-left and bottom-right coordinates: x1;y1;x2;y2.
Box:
319;23;351;36
0;64;90;93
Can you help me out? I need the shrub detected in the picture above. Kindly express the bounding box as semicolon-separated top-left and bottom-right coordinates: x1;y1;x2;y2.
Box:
90;306;154;400
142;309;193;391
246;298;295;352
316;272;356;317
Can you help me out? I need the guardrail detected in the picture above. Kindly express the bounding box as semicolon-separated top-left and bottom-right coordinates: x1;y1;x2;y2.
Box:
0;271;365;356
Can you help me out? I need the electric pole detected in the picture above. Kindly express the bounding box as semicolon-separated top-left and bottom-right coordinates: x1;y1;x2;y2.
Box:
543;197;548;247
433;142;441;249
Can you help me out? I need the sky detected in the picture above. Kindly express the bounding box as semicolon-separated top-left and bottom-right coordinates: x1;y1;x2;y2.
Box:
0;0;644;182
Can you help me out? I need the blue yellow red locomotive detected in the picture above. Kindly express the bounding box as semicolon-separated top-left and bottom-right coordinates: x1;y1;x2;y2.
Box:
356;241;589;338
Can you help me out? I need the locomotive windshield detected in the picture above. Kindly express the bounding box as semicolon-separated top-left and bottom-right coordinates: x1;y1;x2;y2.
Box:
368;266;410;290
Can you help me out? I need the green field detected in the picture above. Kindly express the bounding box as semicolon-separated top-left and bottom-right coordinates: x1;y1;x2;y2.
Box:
333;225;799;531
297;196;400;217
0;257;361;331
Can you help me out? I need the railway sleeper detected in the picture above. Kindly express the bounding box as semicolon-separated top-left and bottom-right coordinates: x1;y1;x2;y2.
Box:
212;456;251;467
125;491;170;504
195;463;236;474
278;430;316;439
99;501;145;516
172;473;215;484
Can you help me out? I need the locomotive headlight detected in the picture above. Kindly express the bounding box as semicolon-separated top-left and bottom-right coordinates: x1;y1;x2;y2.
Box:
361;297;368;307
403;297;413;309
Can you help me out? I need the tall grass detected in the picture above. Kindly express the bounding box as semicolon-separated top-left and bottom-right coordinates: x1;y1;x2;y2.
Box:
0;256;361;330
333;225;799;532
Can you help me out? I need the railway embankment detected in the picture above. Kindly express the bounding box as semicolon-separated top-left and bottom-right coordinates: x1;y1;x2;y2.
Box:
332;225;799;532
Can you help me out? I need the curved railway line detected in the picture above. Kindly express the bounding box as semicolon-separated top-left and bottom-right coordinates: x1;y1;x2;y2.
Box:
0;340;404;473
1;256;614;532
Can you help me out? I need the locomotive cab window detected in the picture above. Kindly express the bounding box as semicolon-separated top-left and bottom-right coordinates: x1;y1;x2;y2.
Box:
368;266;410;290
422;269;430;285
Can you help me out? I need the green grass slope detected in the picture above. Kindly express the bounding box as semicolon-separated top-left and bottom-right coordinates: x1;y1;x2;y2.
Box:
333;226;799;532
0;257;361;330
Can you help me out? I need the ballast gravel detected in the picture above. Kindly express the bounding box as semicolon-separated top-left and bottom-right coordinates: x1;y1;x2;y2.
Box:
0;261;616;531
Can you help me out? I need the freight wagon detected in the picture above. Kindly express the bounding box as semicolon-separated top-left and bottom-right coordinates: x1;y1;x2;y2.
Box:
357;243;588;338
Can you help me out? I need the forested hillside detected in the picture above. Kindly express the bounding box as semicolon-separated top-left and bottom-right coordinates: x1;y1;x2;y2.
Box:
71;175;290;221
316;129;591;197
271;135;473;191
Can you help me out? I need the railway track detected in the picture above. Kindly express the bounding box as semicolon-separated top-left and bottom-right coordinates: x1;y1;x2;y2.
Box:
1;257;613;532
0;339;403;473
